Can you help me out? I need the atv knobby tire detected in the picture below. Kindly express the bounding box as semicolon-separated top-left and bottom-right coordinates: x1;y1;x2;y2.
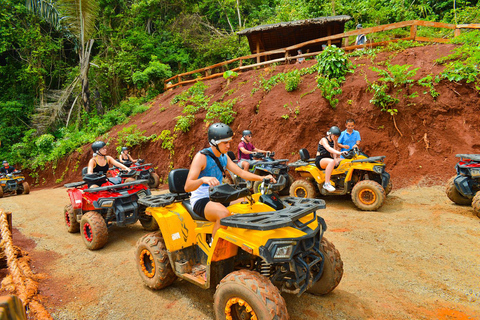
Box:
445;176;472;205
471;192;480;218
64;204;80;233
214;269;288;320
279;173;295;196
0;188;3;198
135;232;177;289
148;172;160;188
80;211;108;250
351;180;385;211
289;179;318;198
385;180;393;196
307;237;344;296
22;182;30;194
139;214;159;231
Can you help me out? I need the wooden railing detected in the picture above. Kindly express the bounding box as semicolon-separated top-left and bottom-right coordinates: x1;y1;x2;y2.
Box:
164;20;480;90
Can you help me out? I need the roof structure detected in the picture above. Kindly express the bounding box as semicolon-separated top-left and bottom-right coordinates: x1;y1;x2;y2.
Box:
237;15;352;58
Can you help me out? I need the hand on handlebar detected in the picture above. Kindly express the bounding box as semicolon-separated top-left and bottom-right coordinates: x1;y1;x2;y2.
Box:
202;176;220;187
341;151;349;156
262;175;276;184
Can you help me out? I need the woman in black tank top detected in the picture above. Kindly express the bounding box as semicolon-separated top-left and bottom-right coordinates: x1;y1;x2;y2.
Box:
118;147;136;166
87;141;131;188
315;126;347;192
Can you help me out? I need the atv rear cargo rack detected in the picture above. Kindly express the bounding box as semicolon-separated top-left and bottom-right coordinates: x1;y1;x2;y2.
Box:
83;179;148;193
138;192;190;207
456;154;480;162
221;197;326;231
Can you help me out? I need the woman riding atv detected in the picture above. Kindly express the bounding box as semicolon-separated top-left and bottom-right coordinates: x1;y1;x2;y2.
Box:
315;126;349;192
118;147;137;166
184;123;275;238
87;141;131;188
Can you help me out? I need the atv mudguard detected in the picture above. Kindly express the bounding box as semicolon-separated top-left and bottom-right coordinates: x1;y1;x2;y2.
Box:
454;175;475;198
67;188;84;210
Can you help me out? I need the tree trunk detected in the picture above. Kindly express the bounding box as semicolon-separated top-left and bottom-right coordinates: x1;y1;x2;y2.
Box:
79;39;94;113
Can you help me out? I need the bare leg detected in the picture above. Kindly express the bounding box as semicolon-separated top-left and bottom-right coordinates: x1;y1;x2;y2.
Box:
204;201;231;238
242;161;249;171
320;158;336;183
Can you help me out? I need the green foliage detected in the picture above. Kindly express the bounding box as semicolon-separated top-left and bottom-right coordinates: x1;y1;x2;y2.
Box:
418;74;439;98
157;130;175;152
132;56;172;89
174;115;196;133
223;70;238;79
383;40;426;52
316;76;343;108
285;70;301;92
314;45;354;79
116;125;156;152
205;99;238;124
171;81;210;107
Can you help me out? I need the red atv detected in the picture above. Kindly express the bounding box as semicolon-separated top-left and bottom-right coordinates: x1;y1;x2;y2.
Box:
64;171;156;250
110;159;160;188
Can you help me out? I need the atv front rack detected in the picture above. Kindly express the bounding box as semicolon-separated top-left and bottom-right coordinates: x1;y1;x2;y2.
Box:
83;179;148;193
456;154;480;162
351;156;385;163
221;197;326;231
138;192;190;207
64;181;86;188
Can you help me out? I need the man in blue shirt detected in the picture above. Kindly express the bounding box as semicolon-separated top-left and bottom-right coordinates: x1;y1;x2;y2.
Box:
338;119;361;157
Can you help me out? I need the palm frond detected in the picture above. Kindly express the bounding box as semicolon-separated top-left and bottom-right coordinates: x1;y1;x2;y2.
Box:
57;0;99;41
25;0;62;30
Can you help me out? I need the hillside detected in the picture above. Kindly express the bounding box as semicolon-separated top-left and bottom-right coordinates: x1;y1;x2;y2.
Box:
36;43;480;189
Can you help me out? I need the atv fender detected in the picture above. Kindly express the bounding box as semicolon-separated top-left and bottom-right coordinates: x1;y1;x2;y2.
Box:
454;175;474;198
294;165;325;183
68;188;84;210
381;172;391;189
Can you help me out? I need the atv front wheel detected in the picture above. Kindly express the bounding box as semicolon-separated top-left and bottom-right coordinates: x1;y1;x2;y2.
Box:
80;211;108;250
471;192;480;218
22;182;30;194
289;179;318;198
135;232;177;289
351;180;385;211
64;204;80;233
307;237;343;295
445;176;472;205
385;180;393;196
148;173;160;188
214;269;288;320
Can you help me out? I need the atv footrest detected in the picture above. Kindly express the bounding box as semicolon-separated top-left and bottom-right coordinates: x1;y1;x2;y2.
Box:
138;192;190;207
221;197;326;231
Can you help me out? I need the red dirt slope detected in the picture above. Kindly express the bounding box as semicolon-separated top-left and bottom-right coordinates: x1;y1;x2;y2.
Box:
35;43;480;189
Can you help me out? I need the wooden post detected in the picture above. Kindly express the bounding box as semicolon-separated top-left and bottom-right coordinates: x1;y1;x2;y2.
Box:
454;28;461;37
410;25;417;40
327;25;332;46
344;36;349;47
256;41;260;64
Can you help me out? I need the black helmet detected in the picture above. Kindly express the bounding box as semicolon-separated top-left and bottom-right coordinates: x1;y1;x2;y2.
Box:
327;126;341;136
121;147;128;152
91;141;106;153
242;130;252;137
208;123;233;146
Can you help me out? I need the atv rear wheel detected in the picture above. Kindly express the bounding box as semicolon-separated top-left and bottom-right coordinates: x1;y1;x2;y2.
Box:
351;180;385;211
307;237;343;295
471;192;480;218
289;179;317;198
445;175;472;205
64;204;80;233
279;174;294;196
214;269;288;320
135;232;176;289
80;211;108;250
148;173;160;189
0;187;4;198
22;182;30;194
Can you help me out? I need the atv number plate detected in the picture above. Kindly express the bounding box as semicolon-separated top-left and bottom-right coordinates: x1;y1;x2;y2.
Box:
471;168;480;177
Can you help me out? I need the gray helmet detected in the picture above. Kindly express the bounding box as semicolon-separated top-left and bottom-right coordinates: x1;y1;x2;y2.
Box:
327;126;341;136
2;160;7;165
91;141;106;153
242;130;252;137
356;23;363;29
208;123;233;146
121;147;128;152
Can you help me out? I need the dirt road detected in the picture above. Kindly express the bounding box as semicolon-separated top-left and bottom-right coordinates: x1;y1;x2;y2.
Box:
1;185;479;320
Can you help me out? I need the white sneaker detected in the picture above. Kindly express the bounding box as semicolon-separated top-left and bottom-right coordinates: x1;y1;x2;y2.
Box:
323;182;335;192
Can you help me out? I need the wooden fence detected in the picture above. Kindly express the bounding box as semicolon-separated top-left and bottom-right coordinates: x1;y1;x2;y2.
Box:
164;20;480;90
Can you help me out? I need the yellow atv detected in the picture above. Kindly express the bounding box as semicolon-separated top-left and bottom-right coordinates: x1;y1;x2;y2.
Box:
135;169;343;319
0;170;30;198
289;147;391;211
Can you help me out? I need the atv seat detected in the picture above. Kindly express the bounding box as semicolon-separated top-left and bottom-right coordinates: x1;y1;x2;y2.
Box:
168;169;208;221
299;149;316;163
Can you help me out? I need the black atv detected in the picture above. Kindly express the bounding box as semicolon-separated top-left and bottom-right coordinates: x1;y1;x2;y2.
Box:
446;154;480;217
225;151;293;195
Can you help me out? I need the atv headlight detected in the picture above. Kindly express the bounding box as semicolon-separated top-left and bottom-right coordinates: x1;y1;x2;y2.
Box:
470;168;480;178
17;178;24;182
269;241;295;260
99;200;114;207
372;165;384;174
272;168;280;175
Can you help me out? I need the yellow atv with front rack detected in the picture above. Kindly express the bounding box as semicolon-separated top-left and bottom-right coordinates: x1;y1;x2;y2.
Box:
135;169;343;320
0;170;30;198
289;147;391;211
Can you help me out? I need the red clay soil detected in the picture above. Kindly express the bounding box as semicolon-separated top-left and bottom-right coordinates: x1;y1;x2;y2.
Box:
30;43;480;190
